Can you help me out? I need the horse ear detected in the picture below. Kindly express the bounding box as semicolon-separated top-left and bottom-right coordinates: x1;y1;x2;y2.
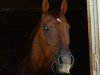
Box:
60;0;67;15
42;0;49;14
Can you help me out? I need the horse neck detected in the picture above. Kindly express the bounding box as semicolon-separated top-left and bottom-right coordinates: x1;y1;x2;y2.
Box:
29;34;52;73
16;36;53;75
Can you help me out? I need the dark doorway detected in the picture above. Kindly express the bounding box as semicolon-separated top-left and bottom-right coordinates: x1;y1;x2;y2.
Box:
0;0;90;75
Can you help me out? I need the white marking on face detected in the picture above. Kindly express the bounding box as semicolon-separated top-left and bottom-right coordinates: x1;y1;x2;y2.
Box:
57;18;61;23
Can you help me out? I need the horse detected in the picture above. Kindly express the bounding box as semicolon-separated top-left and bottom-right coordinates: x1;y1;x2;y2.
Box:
13;0;74;75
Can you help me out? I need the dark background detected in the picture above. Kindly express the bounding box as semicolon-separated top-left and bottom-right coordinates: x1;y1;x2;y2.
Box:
0;0;90;75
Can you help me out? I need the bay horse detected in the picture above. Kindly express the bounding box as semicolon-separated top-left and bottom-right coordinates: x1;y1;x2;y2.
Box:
15;0;74;75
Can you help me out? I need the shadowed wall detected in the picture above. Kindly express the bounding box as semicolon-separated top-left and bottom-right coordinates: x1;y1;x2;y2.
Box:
0;0;90;75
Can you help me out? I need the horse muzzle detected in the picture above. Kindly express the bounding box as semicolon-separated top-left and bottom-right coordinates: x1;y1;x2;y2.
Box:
52;49;74;74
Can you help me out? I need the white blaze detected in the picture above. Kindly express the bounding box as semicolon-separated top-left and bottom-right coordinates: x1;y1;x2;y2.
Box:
57;18;61;22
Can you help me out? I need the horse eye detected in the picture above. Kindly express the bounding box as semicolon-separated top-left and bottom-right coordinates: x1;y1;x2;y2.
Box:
44;25;49;31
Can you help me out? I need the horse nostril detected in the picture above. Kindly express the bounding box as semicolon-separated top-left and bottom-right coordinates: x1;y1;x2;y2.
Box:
58;56;63;64
71;54;74;65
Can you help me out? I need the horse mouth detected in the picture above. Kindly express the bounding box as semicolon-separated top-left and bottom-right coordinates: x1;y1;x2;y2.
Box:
51;53;74;74
58;64;72;74
51;62;73;75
